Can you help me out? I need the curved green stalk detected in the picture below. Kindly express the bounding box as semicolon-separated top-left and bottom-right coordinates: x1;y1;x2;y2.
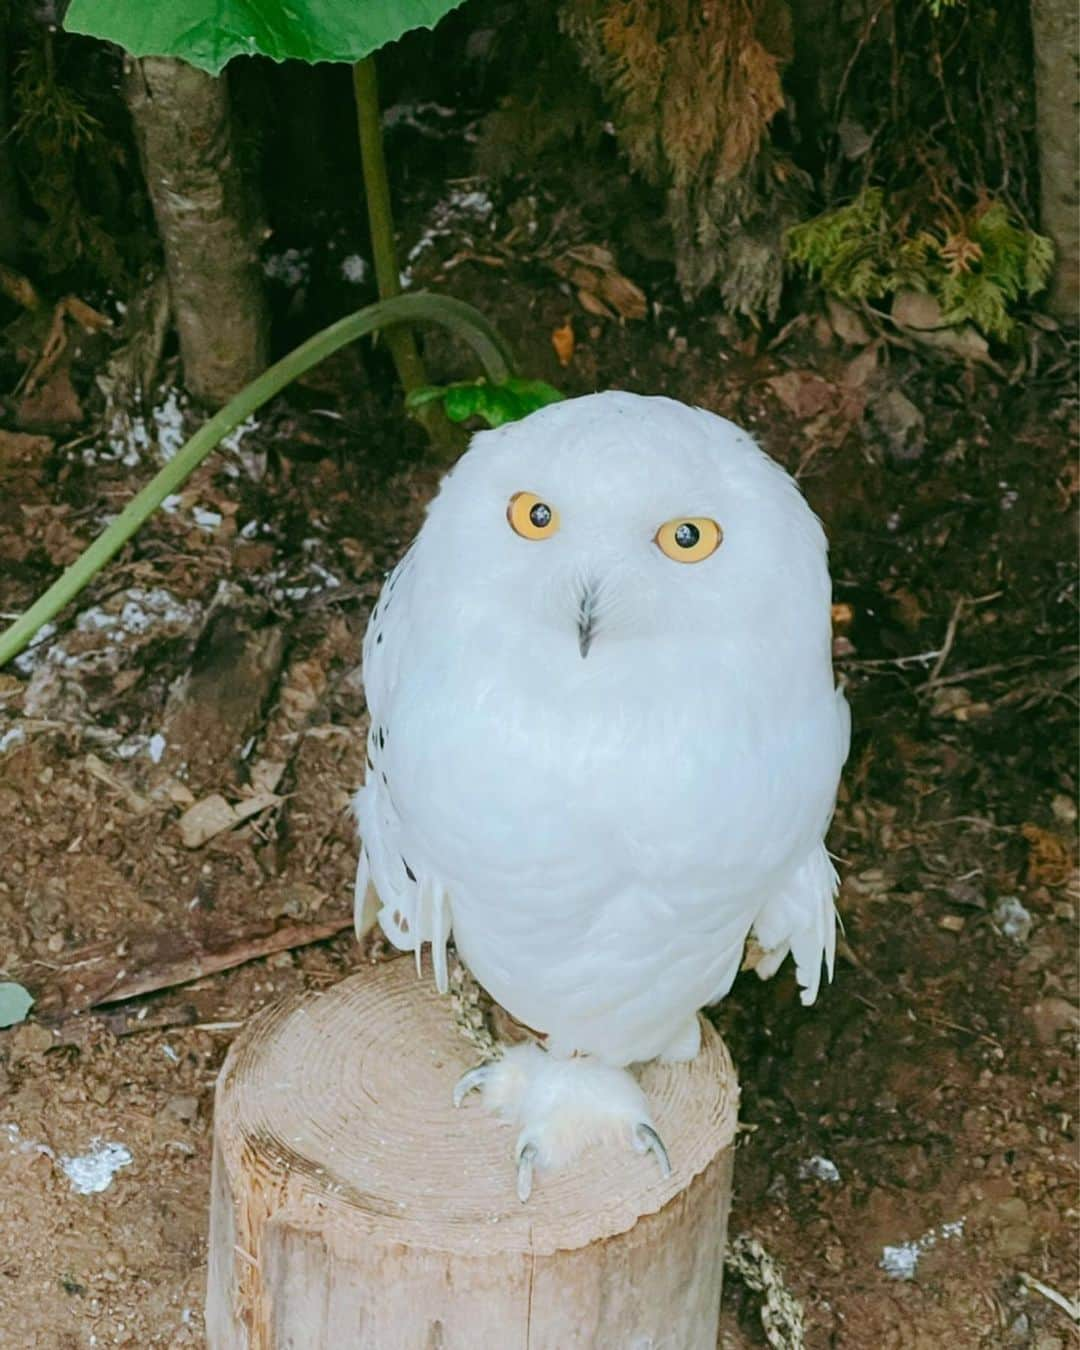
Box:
352;57;427;395
0;293;514;669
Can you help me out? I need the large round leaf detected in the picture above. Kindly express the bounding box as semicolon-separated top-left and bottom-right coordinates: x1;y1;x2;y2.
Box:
64;0;466;74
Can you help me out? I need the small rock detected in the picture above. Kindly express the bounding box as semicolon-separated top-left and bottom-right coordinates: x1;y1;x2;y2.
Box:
869;388;926;463
10;1022;53;1056
798;1155;842;1184
892;290;992;364
946;878;987;910
163;1094;199;1123
827;297;872;345
1025;997;1080;1045
1007;1313;1029;1342
992;1197;1034;1256
993;896;1034;944
1051;794;1077;825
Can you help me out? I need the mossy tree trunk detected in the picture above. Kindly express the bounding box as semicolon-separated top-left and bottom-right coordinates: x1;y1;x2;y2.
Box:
124;56;269;405
0;0;21;262
1031;0;1079;318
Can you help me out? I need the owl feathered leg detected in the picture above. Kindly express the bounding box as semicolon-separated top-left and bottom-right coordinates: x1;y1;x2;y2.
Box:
454;1042;670;1201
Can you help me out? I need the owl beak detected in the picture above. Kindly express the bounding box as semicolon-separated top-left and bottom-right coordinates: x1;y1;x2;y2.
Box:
577;582;597;658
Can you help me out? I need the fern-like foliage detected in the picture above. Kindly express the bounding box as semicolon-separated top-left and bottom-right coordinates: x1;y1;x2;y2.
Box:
561;0;802;314
12;35;132;286
785;190;1053;339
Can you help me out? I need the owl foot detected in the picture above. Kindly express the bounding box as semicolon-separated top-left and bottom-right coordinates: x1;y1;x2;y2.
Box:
453;1042;670;1202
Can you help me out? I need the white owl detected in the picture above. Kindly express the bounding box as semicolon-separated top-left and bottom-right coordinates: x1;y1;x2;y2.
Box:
354;392;849;1199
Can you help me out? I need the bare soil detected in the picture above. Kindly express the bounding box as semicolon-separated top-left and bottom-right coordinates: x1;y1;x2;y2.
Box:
0;172;1077;1349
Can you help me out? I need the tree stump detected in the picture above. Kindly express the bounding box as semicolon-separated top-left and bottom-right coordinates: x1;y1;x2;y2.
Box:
206;960;739;1349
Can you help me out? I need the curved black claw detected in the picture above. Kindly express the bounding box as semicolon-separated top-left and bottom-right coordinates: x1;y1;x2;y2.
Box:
633;1123;672;1179
516;1141;538;1203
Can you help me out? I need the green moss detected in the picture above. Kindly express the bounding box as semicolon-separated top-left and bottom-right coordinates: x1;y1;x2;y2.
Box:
784;189;1053;340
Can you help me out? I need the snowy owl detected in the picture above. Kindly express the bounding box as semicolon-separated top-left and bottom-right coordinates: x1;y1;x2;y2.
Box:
354;391;849;1199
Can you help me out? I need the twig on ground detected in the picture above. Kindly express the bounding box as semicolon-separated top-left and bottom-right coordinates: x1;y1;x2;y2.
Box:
1019;1272;1080;1323
34;913;354;1015
925;596;967;687
924;591;1004;689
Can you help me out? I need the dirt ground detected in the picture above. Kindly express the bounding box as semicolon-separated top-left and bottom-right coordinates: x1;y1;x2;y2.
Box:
0;145;1078;1348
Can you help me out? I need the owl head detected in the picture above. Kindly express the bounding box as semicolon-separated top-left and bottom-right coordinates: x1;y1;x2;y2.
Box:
411;392;832;675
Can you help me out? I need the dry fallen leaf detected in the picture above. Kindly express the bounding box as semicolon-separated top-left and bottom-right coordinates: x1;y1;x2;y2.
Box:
550;244;647;322
552;321;575;367
0;263;41;310
1021;823;1075;888
767;370;836;420
597;270;647;321
62;295;112;333
577;288;613;319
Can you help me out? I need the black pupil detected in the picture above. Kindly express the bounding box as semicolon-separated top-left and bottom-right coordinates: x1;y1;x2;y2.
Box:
674;522;700;549
529;502;552;529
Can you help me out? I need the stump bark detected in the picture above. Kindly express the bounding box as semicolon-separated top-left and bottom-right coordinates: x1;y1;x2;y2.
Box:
206;960;739;1349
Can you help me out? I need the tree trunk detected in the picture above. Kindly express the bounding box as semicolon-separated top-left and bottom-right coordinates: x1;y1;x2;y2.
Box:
124;56;269;404
206;961;739;1349
1031;0;1079;318
0;0;21;262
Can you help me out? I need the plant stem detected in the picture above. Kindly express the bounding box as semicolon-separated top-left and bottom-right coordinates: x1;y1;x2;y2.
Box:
0;293;513;670
352;56;427;396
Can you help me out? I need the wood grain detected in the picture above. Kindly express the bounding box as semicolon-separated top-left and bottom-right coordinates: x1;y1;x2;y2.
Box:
207;960;739;1348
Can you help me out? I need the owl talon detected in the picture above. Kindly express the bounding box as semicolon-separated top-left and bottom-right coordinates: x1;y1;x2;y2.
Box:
452;1064;492;1108
633;1122;672;1179
516;1140;538;1203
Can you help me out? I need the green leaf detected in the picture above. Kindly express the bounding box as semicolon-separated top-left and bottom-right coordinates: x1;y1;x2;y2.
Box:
64;0;467;75
407;378;564;430
0;982;33;1029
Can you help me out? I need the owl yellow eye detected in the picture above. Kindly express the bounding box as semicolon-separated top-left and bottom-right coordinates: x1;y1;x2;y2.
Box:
507;491;560;540
655;517;723;563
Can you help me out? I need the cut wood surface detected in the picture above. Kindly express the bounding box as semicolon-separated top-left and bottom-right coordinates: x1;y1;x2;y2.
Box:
206;960;739;1349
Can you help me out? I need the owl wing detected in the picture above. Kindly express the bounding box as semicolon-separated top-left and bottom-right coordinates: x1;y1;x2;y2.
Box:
749;684;851;1005
353;545;453;992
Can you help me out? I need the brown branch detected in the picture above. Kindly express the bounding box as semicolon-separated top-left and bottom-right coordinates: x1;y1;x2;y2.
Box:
32;912;354;1016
